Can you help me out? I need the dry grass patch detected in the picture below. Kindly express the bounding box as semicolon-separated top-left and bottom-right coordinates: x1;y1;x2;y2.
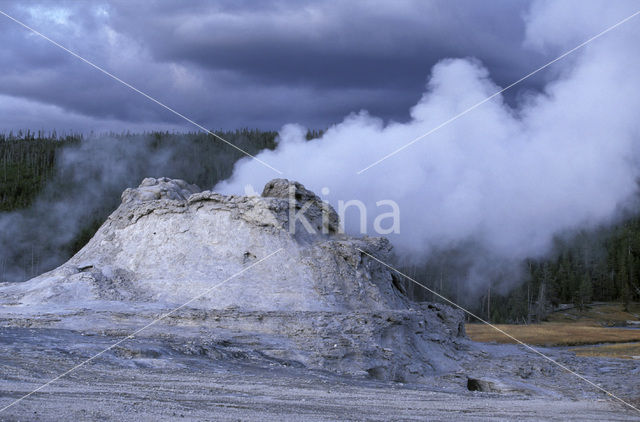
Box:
466;322;640;347
570;342;640;359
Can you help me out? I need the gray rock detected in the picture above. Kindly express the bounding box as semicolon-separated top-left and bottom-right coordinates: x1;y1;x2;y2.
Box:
467;376;524;393
121;177;200;203
262;178;339;235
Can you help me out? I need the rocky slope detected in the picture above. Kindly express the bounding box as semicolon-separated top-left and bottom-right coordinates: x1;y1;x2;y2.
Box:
0;177;466;382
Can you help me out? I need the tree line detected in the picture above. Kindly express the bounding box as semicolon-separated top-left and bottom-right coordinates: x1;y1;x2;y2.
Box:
396;221;640;322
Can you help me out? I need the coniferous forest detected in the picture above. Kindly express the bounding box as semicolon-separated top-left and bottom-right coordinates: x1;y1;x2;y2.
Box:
1;131;638;322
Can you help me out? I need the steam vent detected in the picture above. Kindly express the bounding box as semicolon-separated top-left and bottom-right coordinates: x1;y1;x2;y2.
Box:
0;178;466;382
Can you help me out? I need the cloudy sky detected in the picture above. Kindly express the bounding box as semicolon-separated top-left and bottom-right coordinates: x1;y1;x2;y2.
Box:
0;0;557;133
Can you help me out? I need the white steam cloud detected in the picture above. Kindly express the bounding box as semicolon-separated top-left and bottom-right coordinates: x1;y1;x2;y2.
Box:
217;1;640;291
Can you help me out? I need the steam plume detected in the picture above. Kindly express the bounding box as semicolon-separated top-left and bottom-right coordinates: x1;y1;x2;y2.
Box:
217;1;640;294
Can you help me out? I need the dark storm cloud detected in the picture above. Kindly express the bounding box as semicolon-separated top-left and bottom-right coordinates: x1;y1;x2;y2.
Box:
0;0;550;131
112;0;540;88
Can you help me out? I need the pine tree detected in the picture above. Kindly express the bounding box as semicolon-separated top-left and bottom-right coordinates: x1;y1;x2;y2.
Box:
578;273;592;310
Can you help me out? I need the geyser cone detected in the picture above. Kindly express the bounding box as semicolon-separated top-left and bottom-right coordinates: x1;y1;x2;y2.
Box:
0;178;465;381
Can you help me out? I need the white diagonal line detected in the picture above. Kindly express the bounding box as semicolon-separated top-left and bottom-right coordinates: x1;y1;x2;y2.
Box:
357;9;640;174
0;9;283;175
0;248;283;413
356;248;640;414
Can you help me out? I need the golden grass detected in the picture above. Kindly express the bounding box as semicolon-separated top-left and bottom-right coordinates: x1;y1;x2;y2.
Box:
467;302;640;349
570;342;640;359
466;322;640;347
466;303;640;359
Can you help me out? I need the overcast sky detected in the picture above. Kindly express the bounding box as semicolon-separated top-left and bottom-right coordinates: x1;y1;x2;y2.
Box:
0;1;557;133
